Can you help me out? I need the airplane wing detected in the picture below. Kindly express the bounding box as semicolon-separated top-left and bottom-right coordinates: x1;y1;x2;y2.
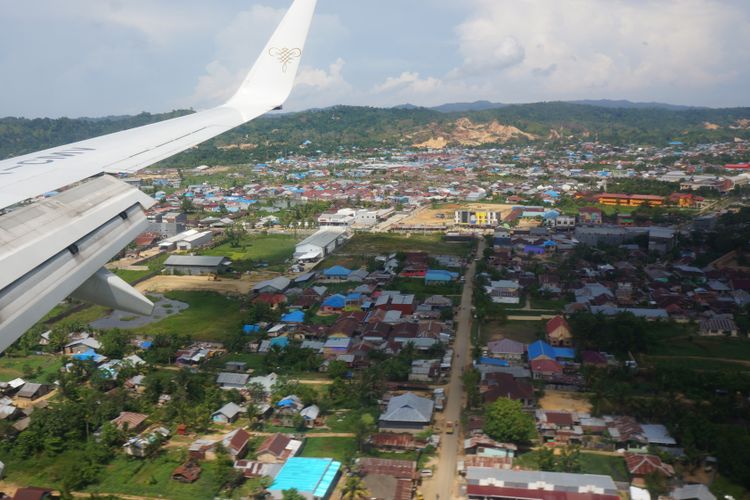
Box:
0;0;317;352
0;0;317;209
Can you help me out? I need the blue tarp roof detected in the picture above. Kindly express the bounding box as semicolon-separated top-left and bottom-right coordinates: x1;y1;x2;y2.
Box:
243;324;261;334
425;269;458;282
479;357;509;367
281;310;305;323
140;341;152;349
270;336;290;348
345;292;362;301
323;265;352;277
524;245;545;254
322;294;346;308
72;349;105;363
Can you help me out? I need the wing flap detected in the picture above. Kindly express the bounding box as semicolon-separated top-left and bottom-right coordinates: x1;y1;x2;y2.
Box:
0;0;317;209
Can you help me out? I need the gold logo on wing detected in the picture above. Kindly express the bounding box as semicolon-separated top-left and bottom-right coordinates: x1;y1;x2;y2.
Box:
269;47;302;72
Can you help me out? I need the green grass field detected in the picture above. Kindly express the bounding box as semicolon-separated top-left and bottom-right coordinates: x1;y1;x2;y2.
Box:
203;352;266;372
131;291;244;342
203;233;298;271
390;277;462;299
578;452;629;482
85;451;224;499
648;335;750;361
343;233;472;257
0;354;62;382
514;451;628;482
299;436;357;462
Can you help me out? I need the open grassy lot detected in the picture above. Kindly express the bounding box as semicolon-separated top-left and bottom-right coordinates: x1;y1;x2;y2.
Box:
643;356;750;371
648;335;750;361
86;451;224;499
514;451;627;482
578;453;629;482
481;320;543;343
0;354;62;382
299;436;357;462
46;304;111;328
390;277;462;299
130;291;244;342
343;233;472;257
317;254;370;271
203;352;266;372
203;233;298;271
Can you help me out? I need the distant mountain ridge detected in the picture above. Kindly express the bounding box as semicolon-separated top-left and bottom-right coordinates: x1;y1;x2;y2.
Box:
393;99;710;113
2;101;749;163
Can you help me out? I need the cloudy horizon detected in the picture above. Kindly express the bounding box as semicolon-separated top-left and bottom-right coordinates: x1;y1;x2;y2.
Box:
2;0;749;118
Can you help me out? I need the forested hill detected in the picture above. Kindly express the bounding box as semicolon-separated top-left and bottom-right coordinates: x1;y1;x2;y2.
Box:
2;102;749;165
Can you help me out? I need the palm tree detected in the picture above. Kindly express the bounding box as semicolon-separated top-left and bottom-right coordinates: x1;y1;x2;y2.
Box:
341;475;369;500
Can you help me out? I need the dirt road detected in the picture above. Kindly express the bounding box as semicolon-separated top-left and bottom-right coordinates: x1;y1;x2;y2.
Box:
135;271;280;295
421;239;483;500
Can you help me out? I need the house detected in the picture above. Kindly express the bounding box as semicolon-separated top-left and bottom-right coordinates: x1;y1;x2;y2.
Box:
465;467;619;500
164;255;230;275
379;392;434;432
482;372;535;408
485;280;521;304
358;457;417;500
281;310;305;323
464;434;517;459
172;461;201;483
111;412;149;432
300;405;320;427
528;340;574;361
699;316;739;337
545;316;573;347
275;395;304;427
625;453;674;478
323;265;352;280
212;402;244;424
15;383;51;401
424;269;458;284
424;295;453;309
530;359;563;379
252;277;291;294
216;372;250;390
123;427;170;457
321;294;346;313
11;487;54;500
63;336;101;355
671;484;716;500
256;433;303;463
486;339;525;361
222;428;251;459
370;432;427;452
268;457;341;500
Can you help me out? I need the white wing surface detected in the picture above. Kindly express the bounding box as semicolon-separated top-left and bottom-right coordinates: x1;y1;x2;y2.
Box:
0;0;317;209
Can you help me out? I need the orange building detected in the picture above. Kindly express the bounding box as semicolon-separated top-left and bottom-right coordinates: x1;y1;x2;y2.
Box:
594;193;665;207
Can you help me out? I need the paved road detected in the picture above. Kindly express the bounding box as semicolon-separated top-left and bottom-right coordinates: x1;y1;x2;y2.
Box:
422;239;484;500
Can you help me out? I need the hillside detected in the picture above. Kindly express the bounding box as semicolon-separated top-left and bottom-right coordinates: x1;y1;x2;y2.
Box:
2;102;749;165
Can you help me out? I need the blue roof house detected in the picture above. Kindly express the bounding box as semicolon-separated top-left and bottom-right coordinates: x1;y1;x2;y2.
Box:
528;340;556;361
281;310;305;323
323;266;352;279
321;294;346;311
269;457;341;499
242;324;261;334
425;269;459;284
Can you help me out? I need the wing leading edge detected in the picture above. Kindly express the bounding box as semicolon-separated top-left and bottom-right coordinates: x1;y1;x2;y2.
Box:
0;0;317;210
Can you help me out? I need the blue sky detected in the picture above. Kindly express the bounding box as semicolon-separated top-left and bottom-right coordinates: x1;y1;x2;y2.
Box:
2;0;749;118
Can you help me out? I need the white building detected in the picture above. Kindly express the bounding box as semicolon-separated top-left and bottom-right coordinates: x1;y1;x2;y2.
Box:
175;230;213;250
294;229;347;262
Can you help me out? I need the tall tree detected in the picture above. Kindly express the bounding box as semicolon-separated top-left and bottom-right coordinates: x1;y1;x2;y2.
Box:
484;398;536;444
341;475;370;500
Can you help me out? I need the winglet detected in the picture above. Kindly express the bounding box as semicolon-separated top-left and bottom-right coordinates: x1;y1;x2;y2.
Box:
225;0;317;119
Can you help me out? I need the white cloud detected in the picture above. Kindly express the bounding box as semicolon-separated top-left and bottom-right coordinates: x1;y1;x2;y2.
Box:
296;58;348;90
448;0;750;103
374;72;442;94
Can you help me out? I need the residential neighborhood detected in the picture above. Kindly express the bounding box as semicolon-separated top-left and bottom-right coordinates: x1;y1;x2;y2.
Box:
0;134;749;500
